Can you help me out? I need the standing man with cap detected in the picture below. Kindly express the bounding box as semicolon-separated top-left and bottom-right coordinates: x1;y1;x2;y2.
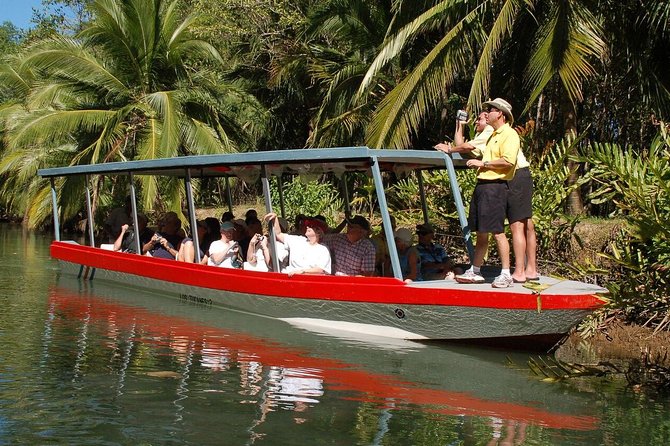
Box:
455;98;519;288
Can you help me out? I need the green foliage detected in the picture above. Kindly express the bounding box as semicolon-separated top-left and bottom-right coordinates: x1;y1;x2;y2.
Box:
0;0;263;228
0;22;23;56
578;125;670;326
269;176;343;227
530;132;588;261
387;169;475;229
29;0;93;36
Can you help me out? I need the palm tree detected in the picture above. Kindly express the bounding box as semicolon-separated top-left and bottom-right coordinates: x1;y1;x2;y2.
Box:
0;0;260;227
300;0;394;147
358;0;608;150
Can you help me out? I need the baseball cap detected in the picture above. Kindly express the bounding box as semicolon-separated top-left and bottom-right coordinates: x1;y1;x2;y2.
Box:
221;221;235;232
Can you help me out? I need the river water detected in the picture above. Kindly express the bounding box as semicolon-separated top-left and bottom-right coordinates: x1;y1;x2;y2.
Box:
0;223;668;445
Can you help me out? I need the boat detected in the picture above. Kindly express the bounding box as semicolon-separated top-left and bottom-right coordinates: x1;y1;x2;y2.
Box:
38;147;607;351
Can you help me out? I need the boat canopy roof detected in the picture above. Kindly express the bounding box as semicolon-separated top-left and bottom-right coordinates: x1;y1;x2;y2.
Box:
38;147;467;179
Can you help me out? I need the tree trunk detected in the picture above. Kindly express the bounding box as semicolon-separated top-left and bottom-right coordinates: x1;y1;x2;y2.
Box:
562;98;584;215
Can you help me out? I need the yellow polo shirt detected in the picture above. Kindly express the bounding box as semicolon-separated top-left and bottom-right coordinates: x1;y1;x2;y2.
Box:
478;123;519;181
468;125;494;159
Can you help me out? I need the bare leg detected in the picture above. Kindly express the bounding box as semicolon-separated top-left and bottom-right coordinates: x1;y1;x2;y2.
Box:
493;231;510;270
177;240;195;262
472;232;489;267
509;220;527;281
525;218;538;278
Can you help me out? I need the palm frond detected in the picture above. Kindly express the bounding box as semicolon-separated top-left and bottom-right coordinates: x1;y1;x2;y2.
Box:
523;1;606;112
8;109;117;150
145;90;182;155
358;0;463;95
21;36;128;97
366;6;482;148
467;0;524;108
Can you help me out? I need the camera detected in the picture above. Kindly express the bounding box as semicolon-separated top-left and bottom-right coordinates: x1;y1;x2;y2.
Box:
456;110;468;122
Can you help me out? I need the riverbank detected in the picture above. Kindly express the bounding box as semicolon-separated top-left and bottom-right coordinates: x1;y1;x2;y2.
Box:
558;321;670;367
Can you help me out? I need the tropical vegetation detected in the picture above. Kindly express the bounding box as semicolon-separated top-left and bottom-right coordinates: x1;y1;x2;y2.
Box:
0;0;668;324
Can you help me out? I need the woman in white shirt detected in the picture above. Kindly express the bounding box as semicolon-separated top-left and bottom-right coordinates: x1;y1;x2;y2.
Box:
264;212;331;276
244;232;272;272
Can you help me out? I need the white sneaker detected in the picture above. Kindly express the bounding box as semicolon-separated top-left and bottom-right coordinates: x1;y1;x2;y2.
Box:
492;274;513;288
455;270;485;284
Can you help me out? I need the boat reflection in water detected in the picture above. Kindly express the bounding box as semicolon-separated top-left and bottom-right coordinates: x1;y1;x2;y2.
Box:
47;276;600;444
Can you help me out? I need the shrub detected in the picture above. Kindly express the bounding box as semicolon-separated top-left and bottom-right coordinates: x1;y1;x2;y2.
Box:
269;176;343;227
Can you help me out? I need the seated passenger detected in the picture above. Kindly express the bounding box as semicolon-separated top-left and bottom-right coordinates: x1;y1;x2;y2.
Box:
104;196;132;243
323;215;375;277
221;211;235;223
415;223;460;280
177;220;208;263
146;212;182;259
244;208;258;223
203;221;241;268
113;213;154;254
233;218;250;260
394;228;421;283
202;217;222;252
264;212;331;276
244;232;271;272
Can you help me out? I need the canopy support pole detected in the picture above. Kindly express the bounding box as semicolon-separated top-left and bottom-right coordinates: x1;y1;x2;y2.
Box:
341;174;351;217
416;171;429;224
225;177;233;213
371;157;402;281
50;178;60;242
128;173;141;255
261;165;280;272
443;155;475;261
277;175;286;218
85;175;95;247
185;169;201;263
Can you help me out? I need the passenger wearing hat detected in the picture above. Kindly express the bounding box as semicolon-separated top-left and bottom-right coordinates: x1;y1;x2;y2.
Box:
264;212;331;276
456;98;519;288
204;220;241;268
415;223;459;280
323;215;376;277
393;228;421;282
